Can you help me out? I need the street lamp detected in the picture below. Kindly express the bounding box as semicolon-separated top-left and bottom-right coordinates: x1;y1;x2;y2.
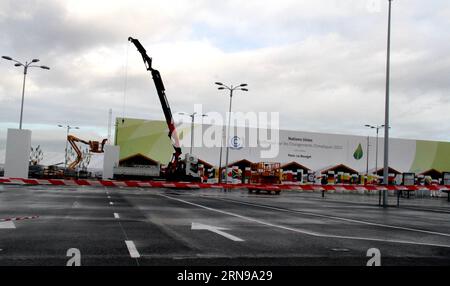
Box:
215;82;248;184
364;124;386;176
2;56;50;129
383;0;393;208
366;124;392;207
58;124;80;169
178;112;207;155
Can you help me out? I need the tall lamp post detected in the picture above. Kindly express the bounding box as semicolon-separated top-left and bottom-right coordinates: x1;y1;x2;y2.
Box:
178;112;207;155
1;56;50;129
215;82;248;183
383;0;393;208
58;124;80;169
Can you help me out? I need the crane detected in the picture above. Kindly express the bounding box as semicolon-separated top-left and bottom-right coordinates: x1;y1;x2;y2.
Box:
67;135;107;170
128;37;199;181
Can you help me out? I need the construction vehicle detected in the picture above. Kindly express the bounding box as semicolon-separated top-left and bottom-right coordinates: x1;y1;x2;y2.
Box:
128;36;200;182
248;162;282;195
42;165;64;179
67;135;107;170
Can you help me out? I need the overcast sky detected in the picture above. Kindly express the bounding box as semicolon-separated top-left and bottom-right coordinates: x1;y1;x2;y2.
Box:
1;0;449;157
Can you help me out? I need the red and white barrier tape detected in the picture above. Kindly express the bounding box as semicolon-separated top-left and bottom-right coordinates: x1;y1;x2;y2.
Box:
0;177;449;193
0;215;39;222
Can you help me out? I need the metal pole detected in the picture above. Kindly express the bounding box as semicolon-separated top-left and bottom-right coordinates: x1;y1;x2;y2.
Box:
218;125;224;183
107;108;112;144
225;87;233;184
383;0;393;208
376;127;381;206
19;64;28;130
366;136;370;176
190;115;194;154
375;127;379;174
64;126;69;169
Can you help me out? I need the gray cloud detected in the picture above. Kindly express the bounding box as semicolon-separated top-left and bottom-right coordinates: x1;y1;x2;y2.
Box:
0;0;449;160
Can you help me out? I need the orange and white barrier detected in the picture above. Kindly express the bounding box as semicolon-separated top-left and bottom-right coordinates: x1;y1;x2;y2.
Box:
0;177;449;194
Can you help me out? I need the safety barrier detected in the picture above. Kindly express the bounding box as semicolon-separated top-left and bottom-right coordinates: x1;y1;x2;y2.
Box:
1;177;449;193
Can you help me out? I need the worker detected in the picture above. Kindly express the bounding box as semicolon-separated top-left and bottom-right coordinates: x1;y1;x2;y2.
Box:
321;175;327;185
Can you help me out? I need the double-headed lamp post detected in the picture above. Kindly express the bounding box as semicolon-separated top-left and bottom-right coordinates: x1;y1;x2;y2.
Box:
365;124;391;206
2;56;50;130
178;112;207;155
58;124;80;169
215;82;248;184
364;124;385;175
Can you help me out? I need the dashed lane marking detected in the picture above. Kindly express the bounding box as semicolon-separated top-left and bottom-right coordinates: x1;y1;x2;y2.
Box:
125;240;140;258
114;213;120;219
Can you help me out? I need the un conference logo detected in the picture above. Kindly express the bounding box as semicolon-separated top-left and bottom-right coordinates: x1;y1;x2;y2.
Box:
229;136;243;150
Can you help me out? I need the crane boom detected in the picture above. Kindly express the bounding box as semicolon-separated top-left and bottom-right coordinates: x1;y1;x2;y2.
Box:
128;37;182;174
67;135;107;170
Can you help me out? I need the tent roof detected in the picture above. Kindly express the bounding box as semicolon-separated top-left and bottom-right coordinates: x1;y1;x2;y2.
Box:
316;164;359;174
119;153;159;166
226;159;254;168
418;168;442;177
281;161;311;171
369;166;402;175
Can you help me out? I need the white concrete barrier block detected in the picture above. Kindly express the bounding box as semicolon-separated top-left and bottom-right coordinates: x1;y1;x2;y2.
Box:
103;145;120;180
5;129;32;179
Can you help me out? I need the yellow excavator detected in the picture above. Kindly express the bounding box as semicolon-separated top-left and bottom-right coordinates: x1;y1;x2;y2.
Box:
67;135;107;170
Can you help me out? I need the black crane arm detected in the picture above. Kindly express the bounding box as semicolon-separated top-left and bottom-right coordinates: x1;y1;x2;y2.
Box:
128;37;182;169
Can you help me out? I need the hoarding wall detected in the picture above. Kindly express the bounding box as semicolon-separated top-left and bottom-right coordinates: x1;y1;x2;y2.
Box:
115;117;450;173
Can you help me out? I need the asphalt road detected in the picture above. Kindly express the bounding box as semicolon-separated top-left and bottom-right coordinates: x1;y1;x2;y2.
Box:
0;184;449;266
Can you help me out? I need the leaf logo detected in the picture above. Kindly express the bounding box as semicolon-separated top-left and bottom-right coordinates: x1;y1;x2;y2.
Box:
353;143;364;160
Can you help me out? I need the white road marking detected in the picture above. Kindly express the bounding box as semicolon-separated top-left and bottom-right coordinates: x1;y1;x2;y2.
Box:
332;248;350;252
404;206;450;214
107;196;111;199
109;202;114;205
125;240;140;258
191;222;244;242
160;194;450;249
114;213;120;219
0;221;16;229
218;198;450;238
